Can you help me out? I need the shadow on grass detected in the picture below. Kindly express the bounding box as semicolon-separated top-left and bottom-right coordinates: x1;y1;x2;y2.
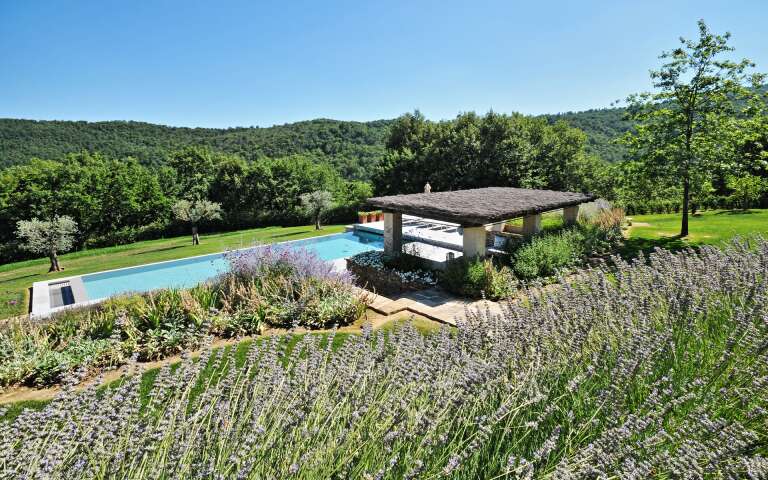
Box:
267;229;315;239
0;273;37;283
132;245;185;255
620;235;697;259
714;209;757;215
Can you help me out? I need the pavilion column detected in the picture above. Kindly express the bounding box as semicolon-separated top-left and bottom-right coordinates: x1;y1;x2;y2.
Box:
563;205;579;225
383;212;402;254
462;226;487;258
522;214;542;236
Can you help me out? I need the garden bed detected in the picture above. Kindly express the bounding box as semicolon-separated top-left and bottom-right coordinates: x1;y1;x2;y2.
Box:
346;251;436;295
0;245;369;389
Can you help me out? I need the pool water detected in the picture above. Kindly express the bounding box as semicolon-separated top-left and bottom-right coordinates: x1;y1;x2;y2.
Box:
82;231;383;301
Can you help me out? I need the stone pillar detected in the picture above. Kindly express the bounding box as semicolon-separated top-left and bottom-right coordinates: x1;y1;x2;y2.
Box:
462;226;487;258
563;205;579;225
383;212;402;254
522;214;542;236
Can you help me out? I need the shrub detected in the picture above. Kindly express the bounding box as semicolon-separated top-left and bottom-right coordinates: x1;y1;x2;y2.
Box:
219;245;367;329
440;256;516;300
512;229;584;279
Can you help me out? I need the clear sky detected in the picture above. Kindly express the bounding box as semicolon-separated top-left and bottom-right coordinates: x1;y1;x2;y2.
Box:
1;0;766;128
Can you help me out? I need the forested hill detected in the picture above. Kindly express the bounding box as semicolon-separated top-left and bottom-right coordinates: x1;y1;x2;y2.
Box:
0;108;636;177
0;118;393;179
544;107;633;163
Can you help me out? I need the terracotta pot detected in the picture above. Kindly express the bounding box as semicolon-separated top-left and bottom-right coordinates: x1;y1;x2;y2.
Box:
358;214;367;224
366;213;375;223
376;212;384;222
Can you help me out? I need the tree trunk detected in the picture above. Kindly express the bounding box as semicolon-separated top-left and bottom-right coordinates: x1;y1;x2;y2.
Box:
315;215;321;230
48;251;60;272
681;176;690;237
192;224;200;245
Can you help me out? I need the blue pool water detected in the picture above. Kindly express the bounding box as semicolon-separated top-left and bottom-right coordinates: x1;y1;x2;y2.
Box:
82;231;383;301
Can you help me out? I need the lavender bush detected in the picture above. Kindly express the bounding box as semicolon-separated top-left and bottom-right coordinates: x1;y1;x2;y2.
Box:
218;245;367;328
2;238;768;478
0;246;367;388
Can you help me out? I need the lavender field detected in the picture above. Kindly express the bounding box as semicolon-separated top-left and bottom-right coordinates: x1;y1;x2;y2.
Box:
2;239;768;478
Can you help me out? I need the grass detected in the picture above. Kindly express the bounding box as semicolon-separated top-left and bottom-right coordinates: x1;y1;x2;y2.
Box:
623;208;768;256
0;224;346;320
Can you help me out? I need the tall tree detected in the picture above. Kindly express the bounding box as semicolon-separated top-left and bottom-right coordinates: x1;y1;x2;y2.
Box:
623;20;765;236
172;199;222;245
16;216;78;272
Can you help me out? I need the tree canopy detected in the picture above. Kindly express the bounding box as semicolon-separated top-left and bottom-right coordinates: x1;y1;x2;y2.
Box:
622;20;766;235
373;111;607;196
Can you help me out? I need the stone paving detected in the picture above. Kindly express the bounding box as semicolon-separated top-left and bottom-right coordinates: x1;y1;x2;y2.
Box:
361;286;504;325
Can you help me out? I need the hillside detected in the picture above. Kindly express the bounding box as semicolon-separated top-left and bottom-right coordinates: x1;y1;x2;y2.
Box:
0;118;393;180
545;107;633;163
0;109;635;178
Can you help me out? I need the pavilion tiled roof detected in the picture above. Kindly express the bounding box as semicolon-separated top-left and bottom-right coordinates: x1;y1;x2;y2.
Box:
367;187;596;226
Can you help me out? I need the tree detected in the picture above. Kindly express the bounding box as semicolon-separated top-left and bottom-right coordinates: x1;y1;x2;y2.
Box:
374;111;589;195
16;216;78;272
727;174;768;210
300;191;334;230
167;146;217;200
172;199;222;245
623;20;765;236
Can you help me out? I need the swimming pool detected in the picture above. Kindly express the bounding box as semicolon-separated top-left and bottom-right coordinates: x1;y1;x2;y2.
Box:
80;231;383;301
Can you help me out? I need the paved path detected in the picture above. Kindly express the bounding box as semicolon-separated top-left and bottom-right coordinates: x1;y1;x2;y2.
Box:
362;287;504;325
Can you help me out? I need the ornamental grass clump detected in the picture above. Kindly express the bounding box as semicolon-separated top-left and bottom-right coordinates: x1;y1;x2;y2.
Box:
2;238;768;478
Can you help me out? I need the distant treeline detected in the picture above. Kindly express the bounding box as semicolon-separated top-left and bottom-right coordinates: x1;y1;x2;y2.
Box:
0;148;371;263
0;109;638;179
0;118;392;180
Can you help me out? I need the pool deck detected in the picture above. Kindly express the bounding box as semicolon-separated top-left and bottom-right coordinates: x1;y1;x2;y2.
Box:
355;215;465;251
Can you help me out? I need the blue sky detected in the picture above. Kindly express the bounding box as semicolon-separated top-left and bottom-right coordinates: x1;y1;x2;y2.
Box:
1;0;766;128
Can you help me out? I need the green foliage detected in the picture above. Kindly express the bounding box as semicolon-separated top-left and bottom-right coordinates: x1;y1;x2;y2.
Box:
374;111;595;195
0;149;370;262
0;118;392;179
440;257;516;300
299;190;334;229
621;20;766;236
727;174;768;210
512;208;625;279
512;229;584;279
0;249;366;387
545;107;634;162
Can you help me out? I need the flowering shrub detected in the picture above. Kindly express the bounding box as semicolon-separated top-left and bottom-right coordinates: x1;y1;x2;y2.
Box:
347;250;436;294
218;245;367;329
0;246;367;388
3;239;767;477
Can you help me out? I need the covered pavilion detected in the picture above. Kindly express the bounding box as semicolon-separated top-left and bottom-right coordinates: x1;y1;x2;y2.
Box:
367;187;597;258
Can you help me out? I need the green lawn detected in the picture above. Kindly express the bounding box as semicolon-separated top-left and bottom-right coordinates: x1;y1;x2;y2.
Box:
624;209;768;255
0;224;346;320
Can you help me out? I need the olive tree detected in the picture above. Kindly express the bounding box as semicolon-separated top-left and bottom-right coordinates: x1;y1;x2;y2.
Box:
172;199;222;245
16;216;78;272
300;190;334;230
